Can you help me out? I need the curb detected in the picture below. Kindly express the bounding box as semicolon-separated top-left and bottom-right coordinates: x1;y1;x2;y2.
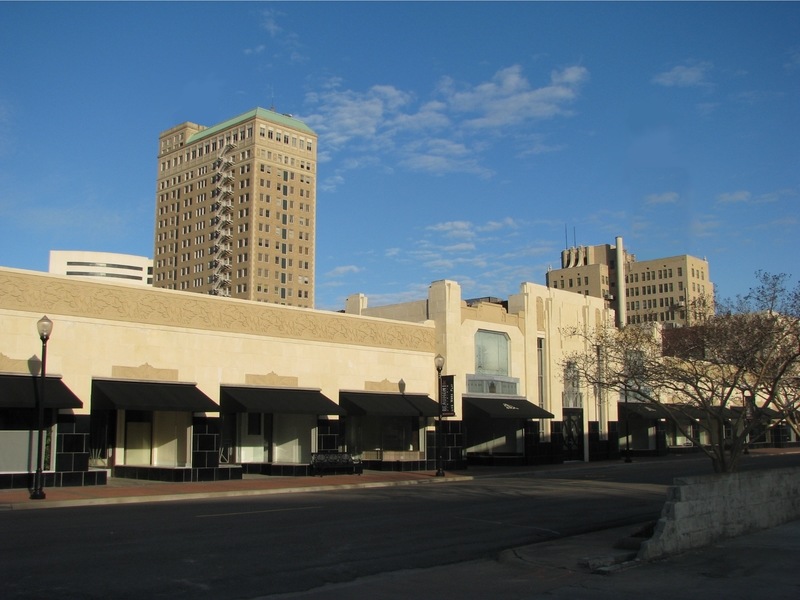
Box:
3;474;474;511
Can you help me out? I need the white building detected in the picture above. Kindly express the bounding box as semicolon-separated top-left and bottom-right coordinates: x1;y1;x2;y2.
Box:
49;251;152;286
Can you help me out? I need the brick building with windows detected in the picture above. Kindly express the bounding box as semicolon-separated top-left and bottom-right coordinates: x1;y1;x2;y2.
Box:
546;236;712;327
153;108;317;307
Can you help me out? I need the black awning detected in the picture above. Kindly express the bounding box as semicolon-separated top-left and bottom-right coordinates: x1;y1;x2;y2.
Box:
404;394;440;417
618;401;669;420
340;391;438;417
220;386;345;415
92;379;218;412
463;396;554;419
643;403;736;424
729;405;783;421
0;374;82;409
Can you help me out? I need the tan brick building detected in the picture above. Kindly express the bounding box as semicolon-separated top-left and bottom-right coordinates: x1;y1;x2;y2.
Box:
153;108;317;307
546;236;712;327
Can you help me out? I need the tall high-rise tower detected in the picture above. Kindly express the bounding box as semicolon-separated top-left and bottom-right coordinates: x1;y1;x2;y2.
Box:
153;108;317;307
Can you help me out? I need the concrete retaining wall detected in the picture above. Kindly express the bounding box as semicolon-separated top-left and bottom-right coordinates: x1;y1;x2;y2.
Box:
638;467;800;561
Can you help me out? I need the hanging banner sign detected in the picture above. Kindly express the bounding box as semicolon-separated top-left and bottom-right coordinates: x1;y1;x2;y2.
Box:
440;375;455;417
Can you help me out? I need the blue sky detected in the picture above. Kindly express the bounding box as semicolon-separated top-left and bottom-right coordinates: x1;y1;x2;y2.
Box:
1;2;797;311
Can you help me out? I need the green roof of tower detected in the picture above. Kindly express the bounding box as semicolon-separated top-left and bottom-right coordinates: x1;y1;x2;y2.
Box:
187;107;315;144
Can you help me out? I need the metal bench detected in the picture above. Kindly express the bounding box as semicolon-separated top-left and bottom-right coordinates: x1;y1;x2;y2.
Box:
309;452;363;476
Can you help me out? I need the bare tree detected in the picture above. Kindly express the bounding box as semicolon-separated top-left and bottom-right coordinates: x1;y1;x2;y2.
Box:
776;375;800;440
564;272;800;474
724;272;800;443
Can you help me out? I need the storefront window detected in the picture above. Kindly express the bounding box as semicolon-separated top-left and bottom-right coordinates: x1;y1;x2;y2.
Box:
475;330;509;376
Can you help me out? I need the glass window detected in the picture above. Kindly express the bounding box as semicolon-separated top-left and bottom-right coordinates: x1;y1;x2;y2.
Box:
563;361;582;408
475;330;510;376
247;413;261;436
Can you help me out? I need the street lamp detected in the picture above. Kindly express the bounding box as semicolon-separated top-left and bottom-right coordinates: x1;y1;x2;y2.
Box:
31;315;53;500
434;354;445;477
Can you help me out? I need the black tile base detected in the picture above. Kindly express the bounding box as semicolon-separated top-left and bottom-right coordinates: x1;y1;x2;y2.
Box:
240;463;311;476
112;465;242;482
0;469;108;490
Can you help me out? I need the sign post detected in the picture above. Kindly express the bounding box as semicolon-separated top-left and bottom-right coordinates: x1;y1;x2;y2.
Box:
440;375;455;417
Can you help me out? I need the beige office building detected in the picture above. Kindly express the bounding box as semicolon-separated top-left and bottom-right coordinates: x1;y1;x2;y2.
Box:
546;236;712;327
153;108;317;307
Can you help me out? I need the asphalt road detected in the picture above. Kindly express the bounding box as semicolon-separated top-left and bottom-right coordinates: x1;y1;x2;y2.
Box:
2;452;798;599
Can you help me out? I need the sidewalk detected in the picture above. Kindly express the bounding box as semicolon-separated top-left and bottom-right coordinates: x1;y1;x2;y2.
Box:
270;519;800;599
0;470;473;511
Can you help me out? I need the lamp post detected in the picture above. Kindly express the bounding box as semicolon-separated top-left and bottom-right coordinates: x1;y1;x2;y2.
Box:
31;315;53;500
434;354;445;477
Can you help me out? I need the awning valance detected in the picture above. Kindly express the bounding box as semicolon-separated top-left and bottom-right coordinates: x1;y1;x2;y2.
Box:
463;395;554;419
729;405;783;421
630;403;736;424
0;374;82;409
220;386;345;415
618;401;669;420
92;379;218;412
340;391;439;417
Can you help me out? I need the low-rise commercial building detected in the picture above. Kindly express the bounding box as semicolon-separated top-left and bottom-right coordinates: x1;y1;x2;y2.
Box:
0;267;617;489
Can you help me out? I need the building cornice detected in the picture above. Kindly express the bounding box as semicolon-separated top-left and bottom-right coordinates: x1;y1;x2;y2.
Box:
0;268;434;352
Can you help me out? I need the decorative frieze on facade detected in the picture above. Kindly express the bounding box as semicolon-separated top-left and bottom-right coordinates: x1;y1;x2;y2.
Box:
0;269;435;353
245;372;299;387
0;353;31;375
365;379;404;393
111;363;179;382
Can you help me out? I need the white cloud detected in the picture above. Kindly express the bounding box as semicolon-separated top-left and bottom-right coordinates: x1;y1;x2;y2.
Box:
519;134;566;156
443;242;476;253
785;49;800;70
480;217;520;232
257;9;306;64
358;284;433;307
423;218;521;249
717;190;751;204
733;89;782;105
398;154;490;177
261;9;283;37
645;191;679;205
319;173;345;193
388;101;450;131
652;62;713;88
303;64;588;180
449;65;589;129
427;221;475;239
756;188;798;203
696;102;719;116
630;216;651;235
326;265;363;278
551;65;589;85
690;215;720;238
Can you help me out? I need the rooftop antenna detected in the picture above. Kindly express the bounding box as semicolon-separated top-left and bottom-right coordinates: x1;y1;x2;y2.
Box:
269;85;275;112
